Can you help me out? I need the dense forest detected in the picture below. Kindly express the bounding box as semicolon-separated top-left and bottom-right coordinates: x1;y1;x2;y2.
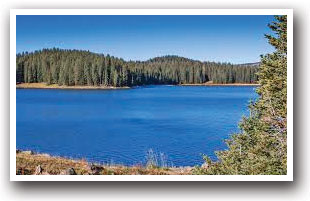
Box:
16;49;258;86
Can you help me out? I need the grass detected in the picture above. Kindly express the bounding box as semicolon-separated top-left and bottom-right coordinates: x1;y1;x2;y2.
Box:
16;150;194;175
146;149;170;169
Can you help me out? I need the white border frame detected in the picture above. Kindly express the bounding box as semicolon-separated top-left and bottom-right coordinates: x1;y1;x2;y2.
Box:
10;9;293;181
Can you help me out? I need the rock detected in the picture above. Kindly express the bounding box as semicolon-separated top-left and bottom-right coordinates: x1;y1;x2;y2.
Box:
16;149;21;154
16;168;31;175
34;165;43;175
64;168;77;175
89;164;104;175
173;166;193;174
16;168;23;175
201;162;209;169
22;150;34;155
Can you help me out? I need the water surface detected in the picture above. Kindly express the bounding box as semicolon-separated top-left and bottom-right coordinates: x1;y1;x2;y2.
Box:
17;85;257;167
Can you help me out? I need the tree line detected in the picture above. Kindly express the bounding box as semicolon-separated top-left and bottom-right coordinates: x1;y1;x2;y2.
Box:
16;49;258;86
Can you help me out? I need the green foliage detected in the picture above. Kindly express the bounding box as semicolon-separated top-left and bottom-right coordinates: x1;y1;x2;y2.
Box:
195;16;287;175
16;50;258;87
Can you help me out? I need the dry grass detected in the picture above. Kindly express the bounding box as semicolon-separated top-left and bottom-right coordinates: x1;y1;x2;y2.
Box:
16;151;193;175
16;83;130;90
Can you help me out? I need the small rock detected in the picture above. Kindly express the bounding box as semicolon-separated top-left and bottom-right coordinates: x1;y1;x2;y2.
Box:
16;149;21;154
90;164;104;175
16;168;31;175
63;168;77;175
34;165;43;175
201;162;209;169
16;168;23;175
22;150;34;155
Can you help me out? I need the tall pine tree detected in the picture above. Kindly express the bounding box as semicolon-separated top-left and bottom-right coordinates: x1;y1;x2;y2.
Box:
194;15;288;175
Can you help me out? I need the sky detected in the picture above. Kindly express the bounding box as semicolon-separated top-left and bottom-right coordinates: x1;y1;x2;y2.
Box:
16;15;275;64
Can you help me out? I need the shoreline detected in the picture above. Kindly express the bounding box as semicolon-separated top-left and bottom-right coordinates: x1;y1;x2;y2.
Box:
16;82;259;90
180;83;260;87
16;150;194;175
16;83;130;90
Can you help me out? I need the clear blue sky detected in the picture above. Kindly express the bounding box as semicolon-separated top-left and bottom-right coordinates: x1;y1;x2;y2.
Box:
16;15;275;64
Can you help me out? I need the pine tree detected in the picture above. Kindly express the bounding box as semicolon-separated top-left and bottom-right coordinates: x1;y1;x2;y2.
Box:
194;16;287;175
16;50;259;87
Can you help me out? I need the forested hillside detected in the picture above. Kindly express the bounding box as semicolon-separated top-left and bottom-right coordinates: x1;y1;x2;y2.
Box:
16;49;258;87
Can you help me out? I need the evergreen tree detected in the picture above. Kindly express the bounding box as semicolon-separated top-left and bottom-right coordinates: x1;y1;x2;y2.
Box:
194;15;288;175
16;50;259;86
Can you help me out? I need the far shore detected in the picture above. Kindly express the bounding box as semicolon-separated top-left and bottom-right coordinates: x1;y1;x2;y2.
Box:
16;83;130;90
16;82;260;90
180;83;260;87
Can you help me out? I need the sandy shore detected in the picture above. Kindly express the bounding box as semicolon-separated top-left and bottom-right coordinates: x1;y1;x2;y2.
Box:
180;83;260;86
16;82;259;90
16;83;130;90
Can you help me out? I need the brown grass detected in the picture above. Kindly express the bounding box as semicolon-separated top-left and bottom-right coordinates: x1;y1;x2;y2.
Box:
16;151;193;175
16;83;130;90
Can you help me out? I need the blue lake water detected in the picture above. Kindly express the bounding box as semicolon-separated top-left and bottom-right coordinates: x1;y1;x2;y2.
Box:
16;85;257;167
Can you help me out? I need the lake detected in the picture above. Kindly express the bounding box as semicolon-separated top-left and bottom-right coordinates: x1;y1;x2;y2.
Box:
16;85;258;167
